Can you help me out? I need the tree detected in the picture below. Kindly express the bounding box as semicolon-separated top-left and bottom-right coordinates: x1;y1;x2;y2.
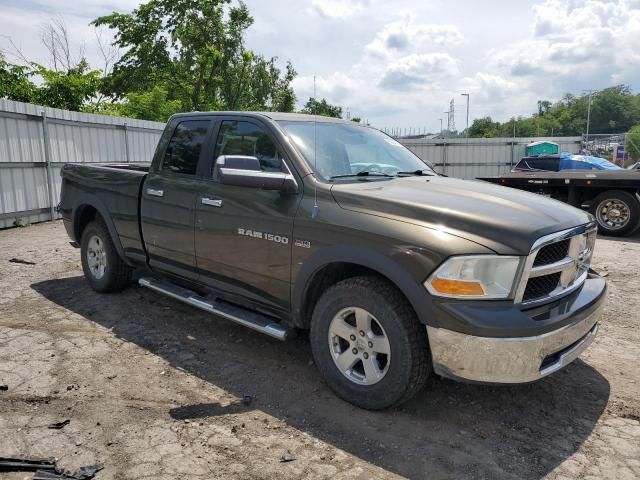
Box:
93;0;296;113
35;60;102;111
351;117;361;123
41;18;84;73
628;126;640;162
301;97;343;118
0;55;36;102
105;86;182;122
467;85;640;138
468;116;500;137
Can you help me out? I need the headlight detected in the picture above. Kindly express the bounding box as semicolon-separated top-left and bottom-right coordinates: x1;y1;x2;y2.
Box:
425;255;522;299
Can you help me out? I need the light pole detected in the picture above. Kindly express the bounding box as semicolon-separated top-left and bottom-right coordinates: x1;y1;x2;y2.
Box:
586;92;594;144
443;111;450;133
439;118;443;135
460;93;469;137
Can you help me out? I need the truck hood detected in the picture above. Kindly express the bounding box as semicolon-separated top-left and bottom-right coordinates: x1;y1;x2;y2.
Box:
330;176;593;254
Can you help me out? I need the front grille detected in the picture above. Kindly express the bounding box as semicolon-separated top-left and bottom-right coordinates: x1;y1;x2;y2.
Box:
517;224;596;305
533;239;570;266
523;272;561;301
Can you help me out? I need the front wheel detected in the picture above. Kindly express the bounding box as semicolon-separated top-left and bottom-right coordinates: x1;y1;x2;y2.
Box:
310;276;431;410
591;190;640;237
80;219;131;293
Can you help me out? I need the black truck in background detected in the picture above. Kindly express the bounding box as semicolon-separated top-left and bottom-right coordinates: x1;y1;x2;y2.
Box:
59;112;607;409
480;168;640;236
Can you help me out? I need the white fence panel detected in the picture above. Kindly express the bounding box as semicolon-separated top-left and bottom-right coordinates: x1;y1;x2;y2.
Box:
0;99;164;228
399;136;582;179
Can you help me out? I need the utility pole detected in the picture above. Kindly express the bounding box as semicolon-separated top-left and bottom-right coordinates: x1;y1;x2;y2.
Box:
439;118;443;136
460;93;470;137
443;111;450;136
586;91;594;144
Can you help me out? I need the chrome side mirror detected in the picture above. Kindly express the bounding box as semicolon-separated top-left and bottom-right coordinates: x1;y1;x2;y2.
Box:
213;155;298;193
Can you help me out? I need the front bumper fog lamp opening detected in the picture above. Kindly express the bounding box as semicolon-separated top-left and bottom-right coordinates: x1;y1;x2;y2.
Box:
425;255;522;300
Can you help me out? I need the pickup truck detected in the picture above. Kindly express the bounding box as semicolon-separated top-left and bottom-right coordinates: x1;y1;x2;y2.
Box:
59;112;607;410
480;168;640;236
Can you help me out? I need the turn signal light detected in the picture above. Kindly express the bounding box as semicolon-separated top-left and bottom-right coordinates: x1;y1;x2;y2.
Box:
430;278;485;296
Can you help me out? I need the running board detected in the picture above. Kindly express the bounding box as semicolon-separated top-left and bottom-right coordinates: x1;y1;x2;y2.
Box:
138;277;292;341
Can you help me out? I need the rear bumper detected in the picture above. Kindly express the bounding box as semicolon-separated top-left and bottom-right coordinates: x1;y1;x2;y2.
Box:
427;276;606;384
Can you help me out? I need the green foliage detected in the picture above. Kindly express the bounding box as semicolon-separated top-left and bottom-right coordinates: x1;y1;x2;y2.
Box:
467;116;501;137
34;60;102;111
0;55;37;103
301;97;343;118
351;117;361;123
93;0;296;113
469;85;640;138
1;54;102;110
111;86;183;122
628;125;640;161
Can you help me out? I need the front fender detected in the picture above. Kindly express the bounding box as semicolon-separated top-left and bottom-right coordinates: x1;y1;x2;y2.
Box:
291;245;438;328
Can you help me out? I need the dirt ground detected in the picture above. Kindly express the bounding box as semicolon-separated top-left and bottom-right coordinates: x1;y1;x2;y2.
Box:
0;221;639;480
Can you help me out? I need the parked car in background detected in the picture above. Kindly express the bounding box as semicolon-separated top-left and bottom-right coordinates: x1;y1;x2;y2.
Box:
512;153;623;173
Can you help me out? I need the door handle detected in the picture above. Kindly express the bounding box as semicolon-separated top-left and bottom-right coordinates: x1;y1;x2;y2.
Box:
146;188;164;197
201;197;223;207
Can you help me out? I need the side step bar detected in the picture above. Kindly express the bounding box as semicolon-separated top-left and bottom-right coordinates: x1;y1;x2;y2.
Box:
138;277;292;341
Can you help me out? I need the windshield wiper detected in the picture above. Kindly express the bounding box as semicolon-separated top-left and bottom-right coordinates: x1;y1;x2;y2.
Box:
329;171;394;180
396;169;435;176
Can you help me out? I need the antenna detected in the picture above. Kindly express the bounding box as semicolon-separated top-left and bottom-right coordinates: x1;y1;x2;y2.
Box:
312;76;319;219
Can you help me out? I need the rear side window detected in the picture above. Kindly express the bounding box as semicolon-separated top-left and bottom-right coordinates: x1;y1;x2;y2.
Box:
214;121;284;172
162;120;210;175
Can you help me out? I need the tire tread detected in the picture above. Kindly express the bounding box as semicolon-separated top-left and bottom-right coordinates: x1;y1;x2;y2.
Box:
311;275;431;409
81;218;131;293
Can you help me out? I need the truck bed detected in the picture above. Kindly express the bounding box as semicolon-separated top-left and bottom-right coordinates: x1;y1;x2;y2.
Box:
59;163;150;263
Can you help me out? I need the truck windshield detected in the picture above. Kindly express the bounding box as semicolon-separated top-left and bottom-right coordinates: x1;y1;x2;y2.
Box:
278;121;434;180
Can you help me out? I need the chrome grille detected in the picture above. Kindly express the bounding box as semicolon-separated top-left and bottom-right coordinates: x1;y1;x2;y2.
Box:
515;223;597;306
523;272;561;301
533;239;570;267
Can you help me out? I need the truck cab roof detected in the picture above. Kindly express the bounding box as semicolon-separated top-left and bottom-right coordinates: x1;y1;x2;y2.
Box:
169;111;356;124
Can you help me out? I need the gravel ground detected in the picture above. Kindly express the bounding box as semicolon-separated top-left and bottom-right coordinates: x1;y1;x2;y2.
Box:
0;220;639;480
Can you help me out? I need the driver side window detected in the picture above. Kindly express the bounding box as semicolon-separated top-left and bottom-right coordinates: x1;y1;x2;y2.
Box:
214;121;284;172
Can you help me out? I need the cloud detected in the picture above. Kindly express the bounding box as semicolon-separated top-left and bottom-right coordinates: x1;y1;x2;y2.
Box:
379;53;459;90
365;14;463;59
506;0;640;72
310;0;370;19
292;71;359;103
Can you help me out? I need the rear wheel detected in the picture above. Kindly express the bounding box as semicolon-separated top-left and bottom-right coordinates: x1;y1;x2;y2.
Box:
310;275;430;410
591;190;639;237
80;219;131;292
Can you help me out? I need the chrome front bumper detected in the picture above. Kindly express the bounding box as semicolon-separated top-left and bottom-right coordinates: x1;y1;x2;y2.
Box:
427;301;603;384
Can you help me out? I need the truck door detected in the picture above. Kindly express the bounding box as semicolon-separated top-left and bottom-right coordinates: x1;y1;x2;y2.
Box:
141;119;212;280
193;118;300;313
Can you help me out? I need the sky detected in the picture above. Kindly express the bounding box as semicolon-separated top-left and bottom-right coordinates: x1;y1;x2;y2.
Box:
1;0;639;132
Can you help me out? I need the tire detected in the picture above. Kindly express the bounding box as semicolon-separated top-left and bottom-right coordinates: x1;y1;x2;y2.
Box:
310;275;431;410
80;219;131;293
591;190;640;237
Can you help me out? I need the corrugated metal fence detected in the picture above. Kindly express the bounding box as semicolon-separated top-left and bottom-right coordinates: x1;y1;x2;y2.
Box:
398;136;582;179
0;99;164;229
0;99;582;229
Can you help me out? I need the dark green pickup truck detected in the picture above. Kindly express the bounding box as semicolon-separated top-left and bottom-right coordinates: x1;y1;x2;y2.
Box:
59;112;607;409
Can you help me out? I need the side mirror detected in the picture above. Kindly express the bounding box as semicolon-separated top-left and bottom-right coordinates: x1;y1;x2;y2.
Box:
213;155;298;193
